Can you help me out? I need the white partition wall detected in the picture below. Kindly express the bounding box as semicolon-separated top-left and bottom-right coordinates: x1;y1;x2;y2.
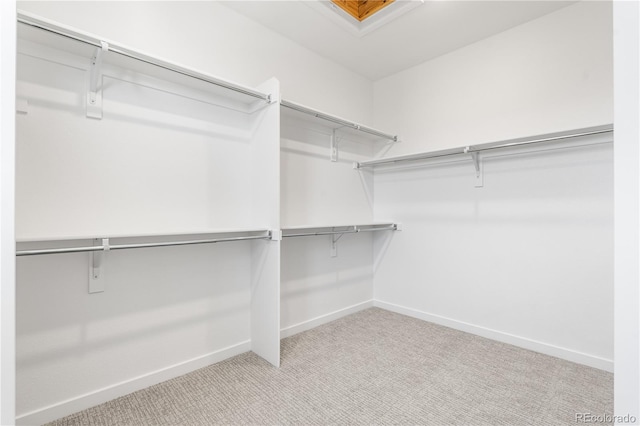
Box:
250;78;281;367
0;0;17;424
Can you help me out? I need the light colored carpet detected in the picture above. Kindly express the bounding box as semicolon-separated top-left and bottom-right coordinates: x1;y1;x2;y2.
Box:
46;308;613;425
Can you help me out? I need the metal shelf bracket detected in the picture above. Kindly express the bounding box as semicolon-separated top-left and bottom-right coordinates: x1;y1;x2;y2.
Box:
330;226;357;257
89;238;109;294
465;147;484;188
86;41;108;119
270;230;282;241
331;128;345;162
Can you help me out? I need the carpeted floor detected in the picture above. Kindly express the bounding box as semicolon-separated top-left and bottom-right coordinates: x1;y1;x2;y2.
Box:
46;308;613;425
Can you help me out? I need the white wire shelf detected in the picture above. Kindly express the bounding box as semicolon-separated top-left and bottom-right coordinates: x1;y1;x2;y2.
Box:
281;223;398;238
17;11;272;110
281;100;398;142
16;229;273;256
355;124;613;169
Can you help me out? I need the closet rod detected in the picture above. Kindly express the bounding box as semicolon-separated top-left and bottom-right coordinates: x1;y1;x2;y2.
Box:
283;224;397;238
16;233;272;256
283;229;359;238
17;12;271;103
353;225;397;233
355;124;613;169
281;100;398;142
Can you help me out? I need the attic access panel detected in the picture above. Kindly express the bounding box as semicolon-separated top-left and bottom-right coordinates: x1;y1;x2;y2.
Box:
310;1;424;38
331;0;395;22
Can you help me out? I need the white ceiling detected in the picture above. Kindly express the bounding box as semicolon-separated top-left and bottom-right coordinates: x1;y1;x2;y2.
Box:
221;0;576;81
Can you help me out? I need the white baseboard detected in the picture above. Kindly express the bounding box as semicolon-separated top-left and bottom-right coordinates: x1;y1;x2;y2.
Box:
280;300;374;339
374;300;614;372
16;341;251;426
17;301;612;425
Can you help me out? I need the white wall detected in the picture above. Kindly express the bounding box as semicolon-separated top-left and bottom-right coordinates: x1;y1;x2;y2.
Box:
17;243;254;421
0;0;16;424
14;29;281;423
15;47;257;238
373;137;613;370
18;1;373;125
613;0;640;421
280;234;374;336
279;112;378;334
372;1;614;371
280;113;376;228
374;1;612;155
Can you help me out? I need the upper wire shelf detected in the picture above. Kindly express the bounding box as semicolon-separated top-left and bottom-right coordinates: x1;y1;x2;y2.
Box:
280;100;398;142
355;124;613;169
282;223;398;238
17;11;272;111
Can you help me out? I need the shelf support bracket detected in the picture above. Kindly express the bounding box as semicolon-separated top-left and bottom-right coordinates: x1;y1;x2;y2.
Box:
330;232;342;257
330;129;341;162
330;226;358;257
464;147;484;188
270;230;282;241
86;41;108;119
89;238;109;294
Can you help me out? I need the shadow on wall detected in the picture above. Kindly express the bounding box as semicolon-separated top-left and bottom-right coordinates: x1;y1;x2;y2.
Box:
16;242;253;333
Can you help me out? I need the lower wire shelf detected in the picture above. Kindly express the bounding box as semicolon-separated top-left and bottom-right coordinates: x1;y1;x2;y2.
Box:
281;223;398;238
16;229;274;256
16;223;399;256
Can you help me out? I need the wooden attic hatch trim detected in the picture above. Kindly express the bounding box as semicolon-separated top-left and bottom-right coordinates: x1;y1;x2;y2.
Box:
331;0;396;22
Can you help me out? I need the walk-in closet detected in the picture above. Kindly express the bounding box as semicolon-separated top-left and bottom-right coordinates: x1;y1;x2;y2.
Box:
0;1;638;425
